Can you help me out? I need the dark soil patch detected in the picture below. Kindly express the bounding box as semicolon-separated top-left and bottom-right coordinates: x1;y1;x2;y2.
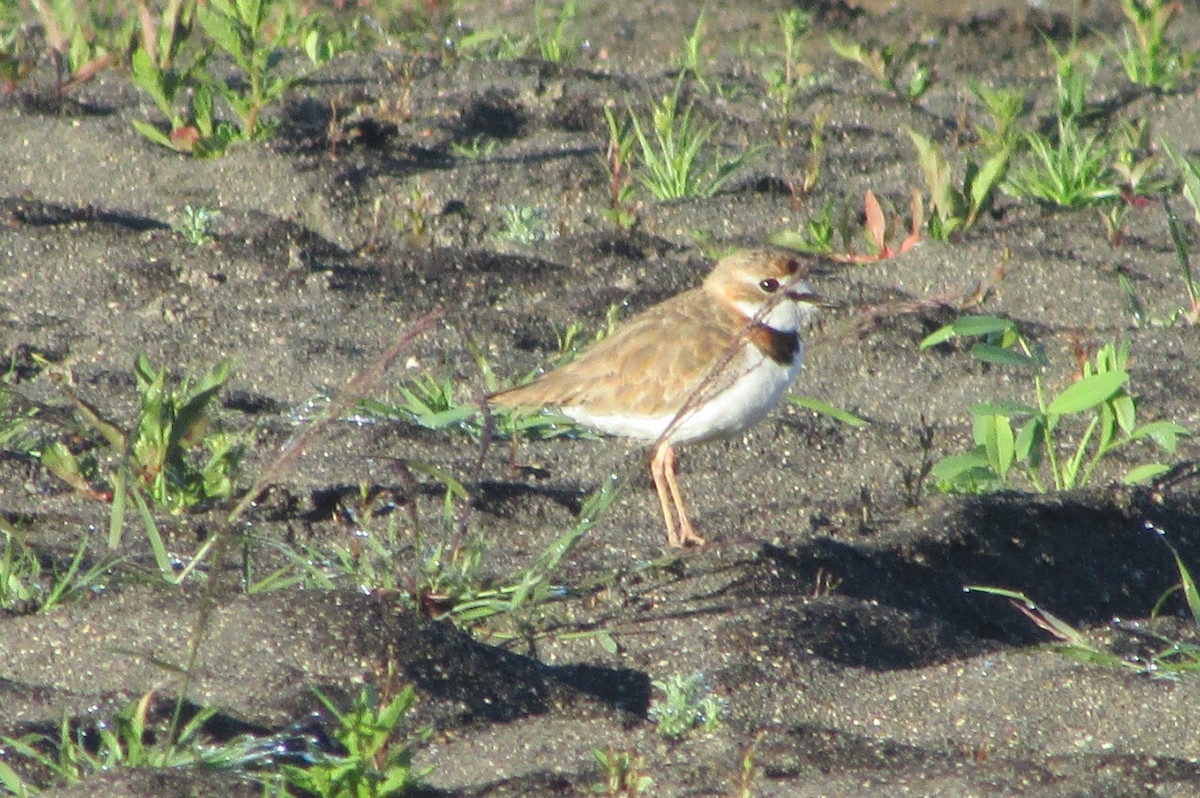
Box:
2;1;1200;796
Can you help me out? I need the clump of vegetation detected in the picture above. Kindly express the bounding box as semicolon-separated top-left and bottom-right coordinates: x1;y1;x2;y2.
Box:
627;83;760;200
1114;0;1195;91
498;205;552;245
280;685;429;798
968;523;1200;677
648;672;727;739
174;205;221;245
922;318;1189;493
907;128;1009;240
593;748;653;797
829;34;932;103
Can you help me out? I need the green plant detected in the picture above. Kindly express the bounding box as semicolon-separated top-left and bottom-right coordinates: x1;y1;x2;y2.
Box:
629;86;760;200
969;82;1027;153
786;395;868;428
829;35;931;103
533;0;579;64
420;474;620;626
676;8;709;92
922;318;1189;493
599;105;638;230
1048;43;1102;125
1163;198;1200;325
197;0;299;141
28;0;126;91
449;134;496;160
0;692;231;792
39;355;241;513
762;9;812;145
174;205;221;245
968;524;1200;676
0;527;115;615
593;748;652;797
1161;139;1200;321
771;199;836;254
281;685;428;798
361;328;605;443
1115;0;1192;91
31;356;242;583
130;44;233;156
0;23;36;91
1005;119;1121;208
498;205;552;245
907;128;1009;239
647;672;726;739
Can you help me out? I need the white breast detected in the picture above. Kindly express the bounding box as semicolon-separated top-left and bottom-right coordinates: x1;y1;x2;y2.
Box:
562;342;804;444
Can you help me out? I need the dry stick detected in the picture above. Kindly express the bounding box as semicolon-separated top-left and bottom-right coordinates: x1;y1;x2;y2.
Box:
170;306;446;738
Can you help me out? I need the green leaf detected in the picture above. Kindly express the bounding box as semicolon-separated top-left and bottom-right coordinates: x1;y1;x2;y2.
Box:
981;414;1015;479
970;343;1038;368
198;7;249;70
1111;394;1136;435
919;315;1016;349
969;148;1010;215
132;119;176;149
1014;415;1042;462
930;449;990;481
1131;420;1190;452
949;315;1017;337
787;395;868;427
130;48;170;110
1122;463;1170;484
1046;370;1128;415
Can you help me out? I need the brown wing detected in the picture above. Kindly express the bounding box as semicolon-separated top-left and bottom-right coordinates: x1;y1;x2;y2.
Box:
489;288;742;417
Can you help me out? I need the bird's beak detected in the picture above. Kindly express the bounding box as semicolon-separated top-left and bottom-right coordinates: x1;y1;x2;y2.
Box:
786;290;843;310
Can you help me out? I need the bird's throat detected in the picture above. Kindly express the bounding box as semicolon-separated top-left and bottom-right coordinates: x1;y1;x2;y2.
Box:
746;323;800;366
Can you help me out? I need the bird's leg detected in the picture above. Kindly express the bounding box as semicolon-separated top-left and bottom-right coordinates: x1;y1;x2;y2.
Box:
652;442;705;547
650;442;680;546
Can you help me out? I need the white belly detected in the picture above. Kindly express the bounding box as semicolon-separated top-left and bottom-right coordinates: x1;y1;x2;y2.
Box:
563;343;803;444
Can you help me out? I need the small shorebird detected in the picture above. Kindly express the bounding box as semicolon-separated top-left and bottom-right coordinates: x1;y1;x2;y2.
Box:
489;249;826;547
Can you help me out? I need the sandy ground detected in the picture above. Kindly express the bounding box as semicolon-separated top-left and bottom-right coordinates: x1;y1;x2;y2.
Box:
2;1;1200;795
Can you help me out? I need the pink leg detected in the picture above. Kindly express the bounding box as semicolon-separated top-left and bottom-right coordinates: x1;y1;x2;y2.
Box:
651;442;705;547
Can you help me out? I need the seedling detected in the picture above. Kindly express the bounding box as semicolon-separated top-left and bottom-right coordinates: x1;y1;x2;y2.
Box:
599;105;638;230
1115;0;1193;91
771;199;836;254
907;128;1009;239
1163;198;1200;325
593;748;652;797
0;692;235;791
130;46;236;155
1005;119;1121;208
1048;43;1102;125
762;9;812;143
449;134;497;160
676;8;710;92
921;318;1189;493
968;523;1200;676
532;0;580;63
498;205;552;245
648;672;727;739
174;205;221;245
281;685;430;798
196;0;297;142
829;35;932;103
0;527;115;614
629;84;760;200
969;82;1027;153
28;0;124;91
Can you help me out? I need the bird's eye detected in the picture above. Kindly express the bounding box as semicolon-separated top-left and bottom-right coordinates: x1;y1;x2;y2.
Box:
759;278;780;293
